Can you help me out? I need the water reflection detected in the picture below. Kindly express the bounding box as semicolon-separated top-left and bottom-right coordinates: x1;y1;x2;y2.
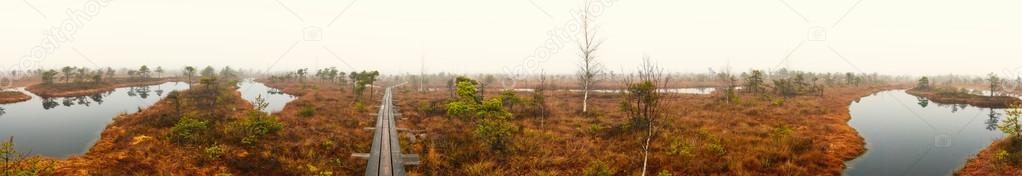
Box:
34;85;171;110
987;109;1001;131
238;79;296;113
0;82;189;158
845;90;1007;175
917;97;929;108
918;96;973;113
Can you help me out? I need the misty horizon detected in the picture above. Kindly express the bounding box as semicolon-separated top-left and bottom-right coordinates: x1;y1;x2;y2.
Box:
4;0;1022;77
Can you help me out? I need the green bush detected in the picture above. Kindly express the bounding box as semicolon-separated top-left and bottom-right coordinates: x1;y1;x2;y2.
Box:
446;101;476;119
232;111;285;145
205;144;225;161
170;117;208;143
705;143;727;156
582;160;615;176
667;139;695;157
299;105;316;117
771;98;785;107
354;102;368;113
474;119;518;151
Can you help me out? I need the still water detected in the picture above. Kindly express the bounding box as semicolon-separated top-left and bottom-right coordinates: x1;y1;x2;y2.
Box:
845;90;1006;175
0;82;189;158
237;79;296;113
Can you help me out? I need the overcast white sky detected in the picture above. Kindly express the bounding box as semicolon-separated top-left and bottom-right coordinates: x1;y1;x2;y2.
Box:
2;0;1021;76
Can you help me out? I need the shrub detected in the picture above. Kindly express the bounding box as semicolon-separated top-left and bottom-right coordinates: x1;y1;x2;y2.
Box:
305;164;334;176
476;98;512;120
585;123;605;134
1;138;55;175
418;100;445;116
299;105;316;117
771;98;785;107
582;160;615;176
170;117;208;143
995;149;1010;164
205;144;225;161
668;139;695;157
354;102;368;113
705;143;727;156
475;119;518;151
446;101;476;119
232;111;284;145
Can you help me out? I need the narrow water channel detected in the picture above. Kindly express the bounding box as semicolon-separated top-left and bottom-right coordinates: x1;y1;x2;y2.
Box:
845;90;1006;175
0;82;189;158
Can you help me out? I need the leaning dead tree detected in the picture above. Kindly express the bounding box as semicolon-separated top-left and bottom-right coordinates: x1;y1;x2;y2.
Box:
622;56;669;176
576;1;605;114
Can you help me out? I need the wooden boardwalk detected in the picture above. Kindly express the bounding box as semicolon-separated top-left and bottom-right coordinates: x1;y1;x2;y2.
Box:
363;87;414;176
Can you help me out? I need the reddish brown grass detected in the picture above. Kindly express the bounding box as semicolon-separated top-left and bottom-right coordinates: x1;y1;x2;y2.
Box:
0;91;31;104
958;138;1022;175
396;84;899;175
43;78;899;175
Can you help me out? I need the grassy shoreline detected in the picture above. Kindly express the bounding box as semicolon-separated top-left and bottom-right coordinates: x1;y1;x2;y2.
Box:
906;88;1022;108
958;138;1022;175
0;91;31;104
26;78;180;98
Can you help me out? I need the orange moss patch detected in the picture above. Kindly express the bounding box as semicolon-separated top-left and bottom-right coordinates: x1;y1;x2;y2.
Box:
0;91;31;104
958;138;1022;175
258;80;375;175
53;83;252;175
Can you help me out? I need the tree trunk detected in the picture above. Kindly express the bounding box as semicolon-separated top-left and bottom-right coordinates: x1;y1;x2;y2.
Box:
641;129;652;176
582;90;589;113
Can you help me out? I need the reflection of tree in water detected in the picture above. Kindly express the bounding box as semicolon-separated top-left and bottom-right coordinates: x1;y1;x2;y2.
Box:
0;107;6;117
267;89;285;95
917;97;929;108
951;104;967;113
127;86;152;99
62;98;74;107
42;98;59;110
986;108;1001;131
933;102;969;113
155;84;164;96
75;96;91;106
90;93;105;104
41;92;110;110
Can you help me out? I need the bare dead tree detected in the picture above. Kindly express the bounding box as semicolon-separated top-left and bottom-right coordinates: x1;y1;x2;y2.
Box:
576;1;605;114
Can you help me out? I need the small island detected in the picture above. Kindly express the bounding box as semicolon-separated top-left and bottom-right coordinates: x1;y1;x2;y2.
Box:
25;66;180;97
0;91;31;104
906;76;1021;108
